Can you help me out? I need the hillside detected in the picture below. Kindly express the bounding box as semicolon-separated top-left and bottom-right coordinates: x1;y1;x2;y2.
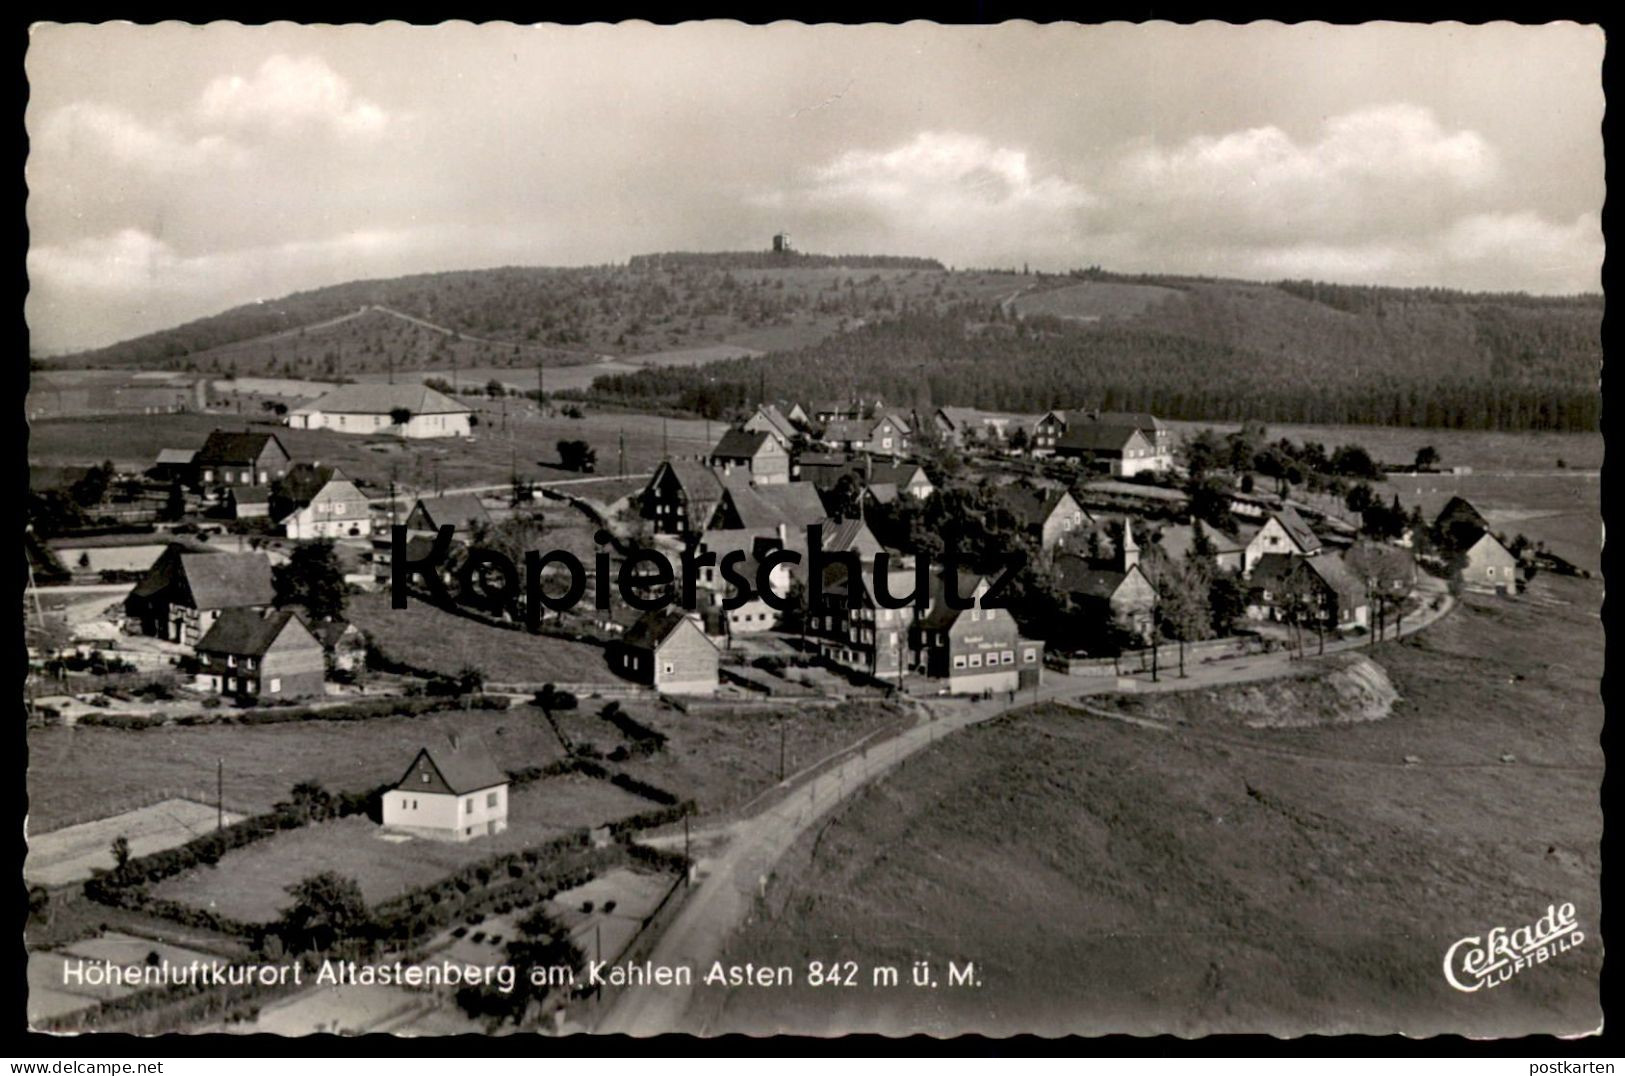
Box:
691;576;1604;1036
37;261;1600;432
38;259;1022;379
587;274;1602;432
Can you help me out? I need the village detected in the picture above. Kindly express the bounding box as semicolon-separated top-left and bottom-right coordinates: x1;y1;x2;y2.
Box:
25;354;1581;1037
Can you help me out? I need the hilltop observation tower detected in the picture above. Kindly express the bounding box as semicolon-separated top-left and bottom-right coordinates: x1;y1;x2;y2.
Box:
771;232;793;254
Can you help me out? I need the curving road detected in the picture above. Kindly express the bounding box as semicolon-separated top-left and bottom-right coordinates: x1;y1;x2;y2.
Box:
595;573;1456;1036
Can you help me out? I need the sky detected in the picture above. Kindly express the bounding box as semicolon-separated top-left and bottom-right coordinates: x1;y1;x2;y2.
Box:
25;21;1606;353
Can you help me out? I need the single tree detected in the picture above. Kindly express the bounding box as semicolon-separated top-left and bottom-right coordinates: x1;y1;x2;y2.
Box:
389;407;413;428
1414;445;1441;472
111;835;131;870
276;872;371;956
273;539;348;621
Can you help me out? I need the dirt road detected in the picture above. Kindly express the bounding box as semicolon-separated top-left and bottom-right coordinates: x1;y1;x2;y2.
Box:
595;574;1456;1036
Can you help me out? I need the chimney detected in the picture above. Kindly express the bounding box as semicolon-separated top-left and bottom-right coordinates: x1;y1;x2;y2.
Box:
448;732;460;751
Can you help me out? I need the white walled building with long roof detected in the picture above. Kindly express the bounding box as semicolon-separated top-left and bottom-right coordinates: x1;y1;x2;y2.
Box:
288;382;473;439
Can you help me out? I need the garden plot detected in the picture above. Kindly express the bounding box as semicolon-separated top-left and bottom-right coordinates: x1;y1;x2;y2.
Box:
26;798;246;888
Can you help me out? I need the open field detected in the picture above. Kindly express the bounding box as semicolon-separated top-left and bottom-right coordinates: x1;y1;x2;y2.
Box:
1010;280;1182;320
348;593;615;684
1167;420;1603;474
28;931;230;1026
150;776;653;922
694;573;1602;1037
614;699;915;816
26;798;248;888
27;401;711;493
26;705;571;834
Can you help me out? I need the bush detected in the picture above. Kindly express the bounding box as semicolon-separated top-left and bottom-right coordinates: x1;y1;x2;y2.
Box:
201;696;223;710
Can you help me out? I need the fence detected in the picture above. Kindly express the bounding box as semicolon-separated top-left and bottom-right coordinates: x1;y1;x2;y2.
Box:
1047;633;1268;676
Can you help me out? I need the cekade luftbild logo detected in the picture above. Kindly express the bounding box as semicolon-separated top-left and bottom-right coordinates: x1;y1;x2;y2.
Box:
1443;902;1584;992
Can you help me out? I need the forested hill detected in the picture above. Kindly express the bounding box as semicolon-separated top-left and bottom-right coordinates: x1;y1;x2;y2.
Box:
40;260;997;377
585;276;1602;433
626;251;945;271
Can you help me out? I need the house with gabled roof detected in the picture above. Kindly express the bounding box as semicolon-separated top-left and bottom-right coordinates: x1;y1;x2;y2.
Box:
640;459;726;537
1433;496;1494;552
993;484;1093;552
742;403;799;447
194;429;291;488
382;735;509;840
710;475;827;532
405;494;491;538
123;545;277;646
288;382;473;439
1243;505;1323;572
909;569;1044;693
1054;523;1156;642
693;527;792;636
273;464;370;540
932;406;1020;448
1457;530;1519;595
1246;552;1369;629
612;610;718;694
819;413;910;456
194;607;325;701
709;428;790;484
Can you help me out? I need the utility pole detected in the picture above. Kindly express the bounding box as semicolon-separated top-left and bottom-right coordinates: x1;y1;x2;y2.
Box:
618;430;626;478
778;720;786;782
217;758;223;832
662;418;669;460
683;814;691;886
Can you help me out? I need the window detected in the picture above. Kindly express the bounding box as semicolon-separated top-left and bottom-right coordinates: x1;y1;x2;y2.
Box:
269;677;281;693
246;657;257;671
1023;648;1037;664
421;772;430;783
1002;650;1014;665
465;798;474;814
663;662;674;675
226;655;237;668
333;502;345;514
486;791;499;808
968;653;982;668
953;655;967;669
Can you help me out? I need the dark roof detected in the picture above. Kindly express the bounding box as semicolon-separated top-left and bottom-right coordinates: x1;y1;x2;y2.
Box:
712;428;775;459
155;448;195;466
195;429;288;466
918;569;990;629
1435;496;1490;530
1271;505;1323;553
1056;422;1144;454
867;461;929;489
623;609;708;651
182;551;277;608
1248;552;1300;591
410;736;507;794
276;463;344;505
195;607;314;657
309;618;360;650
721;477;828;530
412;494;491;531
228;484;271;504
821;419;873;443
662;459;725;499
1054;553;1135;601
994;484;1074;527
1302;554;1366;606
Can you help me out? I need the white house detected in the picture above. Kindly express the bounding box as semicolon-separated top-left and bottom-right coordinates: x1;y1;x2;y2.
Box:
1243;506;1324;572
382;736;509;841
274;464;370;540
288;383;473;439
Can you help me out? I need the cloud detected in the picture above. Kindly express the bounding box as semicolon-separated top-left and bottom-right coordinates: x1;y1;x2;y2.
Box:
1105;103;1500;244
31;102;249;175
196;54;389;138
760;131;1094;263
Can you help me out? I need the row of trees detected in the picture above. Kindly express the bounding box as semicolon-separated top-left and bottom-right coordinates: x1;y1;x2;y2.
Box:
585;296;1599;432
